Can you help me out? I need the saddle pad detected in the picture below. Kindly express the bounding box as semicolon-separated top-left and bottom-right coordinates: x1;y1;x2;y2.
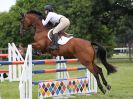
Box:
48;29;73;45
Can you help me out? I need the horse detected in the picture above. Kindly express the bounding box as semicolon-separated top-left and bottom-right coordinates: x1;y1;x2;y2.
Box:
19;10;117;94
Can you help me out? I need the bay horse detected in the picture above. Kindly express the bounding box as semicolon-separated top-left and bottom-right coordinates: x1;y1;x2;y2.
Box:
19;10;117;94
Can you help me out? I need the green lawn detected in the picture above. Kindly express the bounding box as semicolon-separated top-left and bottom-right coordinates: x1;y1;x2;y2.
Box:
0;60;133;99
112;53;133;58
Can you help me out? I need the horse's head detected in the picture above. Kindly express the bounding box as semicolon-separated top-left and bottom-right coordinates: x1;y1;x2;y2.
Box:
20;13;33;36
19;10;45;36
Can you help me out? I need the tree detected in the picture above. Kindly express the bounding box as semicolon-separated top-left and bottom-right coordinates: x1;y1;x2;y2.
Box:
0;0;119;57
0;0;46;47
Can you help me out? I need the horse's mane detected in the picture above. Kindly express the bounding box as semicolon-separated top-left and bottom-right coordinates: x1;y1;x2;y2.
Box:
26;10;53;29
27;10;45;19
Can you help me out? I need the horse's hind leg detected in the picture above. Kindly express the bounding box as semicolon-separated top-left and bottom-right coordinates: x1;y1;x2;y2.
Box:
94;73;106;94
95;64;111;90
86;64;106;94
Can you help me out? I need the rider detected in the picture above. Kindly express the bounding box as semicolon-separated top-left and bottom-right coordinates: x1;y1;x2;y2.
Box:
42;5;70;50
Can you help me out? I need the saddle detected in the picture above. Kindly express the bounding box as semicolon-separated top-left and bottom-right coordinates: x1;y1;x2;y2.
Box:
49;29;73;41
48;29;73;45
45;22;73;39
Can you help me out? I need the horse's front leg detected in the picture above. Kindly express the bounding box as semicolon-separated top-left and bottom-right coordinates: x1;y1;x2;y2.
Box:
32;42;41;49
32;42;42;55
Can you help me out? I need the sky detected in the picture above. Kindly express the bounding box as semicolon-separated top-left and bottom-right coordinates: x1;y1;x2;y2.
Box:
0;0;16;12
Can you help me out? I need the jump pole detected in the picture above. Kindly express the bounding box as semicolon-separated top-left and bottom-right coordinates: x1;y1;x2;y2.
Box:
19;45;97;99
8;43;24;82
0;54;8;58
56;56;70;79
0;43;24;82
38;63;97;98
19;44;32;99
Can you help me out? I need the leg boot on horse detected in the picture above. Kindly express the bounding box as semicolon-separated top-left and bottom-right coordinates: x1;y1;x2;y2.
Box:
48;33;59;51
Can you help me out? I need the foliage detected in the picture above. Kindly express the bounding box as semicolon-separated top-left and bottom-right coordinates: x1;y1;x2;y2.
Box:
0;0;132;57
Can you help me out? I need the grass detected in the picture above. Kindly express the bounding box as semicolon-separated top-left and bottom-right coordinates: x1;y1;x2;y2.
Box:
112;53;133;58
0;60;133;99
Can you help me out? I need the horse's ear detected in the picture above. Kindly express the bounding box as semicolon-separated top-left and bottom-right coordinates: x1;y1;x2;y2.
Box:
19;13;25;20
20;13;25;17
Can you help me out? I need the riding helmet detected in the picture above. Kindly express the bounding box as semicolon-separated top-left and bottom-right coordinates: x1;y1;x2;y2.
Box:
44;5;54;12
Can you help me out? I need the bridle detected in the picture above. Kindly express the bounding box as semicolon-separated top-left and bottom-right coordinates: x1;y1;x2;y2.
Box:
20;13;26;37
20;13;46;35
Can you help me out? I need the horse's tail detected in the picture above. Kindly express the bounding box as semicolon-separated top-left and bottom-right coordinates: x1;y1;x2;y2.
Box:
91;42;117;75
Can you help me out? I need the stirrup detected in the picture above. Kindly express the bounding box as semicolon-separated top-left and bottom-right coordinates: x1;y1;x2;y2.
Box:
47;44;59;51
63;33;73;37
66;33;73;36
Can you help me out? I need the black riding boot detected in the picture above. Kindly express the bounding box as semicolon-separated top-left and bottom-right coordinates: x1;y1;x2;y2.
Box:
48;33;59;50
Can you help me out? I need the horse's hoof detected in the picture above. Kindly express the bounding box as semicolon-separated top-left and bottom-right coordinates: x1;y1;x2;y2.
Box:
101;89;106;94
32;49;42;56
106;85;111;90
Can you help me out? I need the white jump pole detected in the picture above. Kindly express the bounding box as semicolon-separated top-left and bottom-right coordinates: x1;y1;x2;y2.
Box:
8;43;24;82
19;44;32;99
